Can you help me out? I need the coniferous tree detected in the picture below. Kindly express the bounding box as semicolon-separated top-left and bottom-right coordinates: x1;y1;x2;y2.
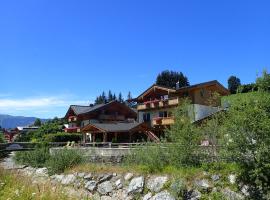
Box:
156;70;189;88
113;93;116;101
108;90;113;102
118;93;123;103
127;91;132;100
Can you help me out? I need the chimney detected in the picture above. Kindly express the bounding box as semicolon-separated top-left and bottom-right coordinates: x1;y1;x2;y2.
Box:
176;81;180;89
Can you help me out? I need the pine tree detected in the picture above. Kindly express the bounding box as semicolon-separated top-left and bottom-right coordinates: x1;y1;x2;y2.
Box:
127;91;132;100
108;90;113;102
118;92;123;103
113;93;116;100
156;70;189;88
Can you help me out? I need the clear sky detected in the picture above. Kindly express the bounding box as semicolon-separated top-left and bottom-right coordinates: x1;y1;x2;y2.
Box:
0;0;269;118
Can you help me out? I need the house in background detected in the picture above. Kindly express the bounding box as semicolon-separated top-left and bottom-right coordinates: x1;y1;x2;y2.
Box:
134;80;229;138
64;101;159;143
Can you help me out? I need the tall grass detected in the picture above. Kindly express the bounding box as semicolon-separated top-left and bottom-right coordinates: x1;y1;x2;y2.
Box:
0;169;71;200
15;147;84;175
46;149;85;175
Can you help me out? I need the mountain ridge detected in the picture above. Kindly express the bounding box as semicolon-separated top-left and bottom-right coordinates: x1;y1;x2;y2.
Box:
0;114;47;129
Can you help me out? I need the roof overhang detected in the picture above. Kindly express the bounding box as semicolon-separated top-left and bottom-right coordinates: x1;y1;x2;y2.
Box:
136;84;176;101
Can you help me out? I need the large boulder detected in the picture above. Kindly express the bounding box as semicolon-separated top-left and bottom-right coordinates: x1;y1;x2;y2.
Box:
97;181;114;195
147;176;168;193
128;176;144;194
150;191;175;200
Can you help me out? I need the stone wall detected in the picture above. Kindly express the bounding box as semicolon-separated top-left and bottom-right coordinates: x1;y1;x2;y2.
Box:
50;147;132;163
13;165;247;200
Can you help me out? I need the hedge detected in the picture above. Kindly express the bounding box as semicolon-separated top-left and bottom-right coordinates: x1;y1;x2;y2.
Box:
43;132;82;143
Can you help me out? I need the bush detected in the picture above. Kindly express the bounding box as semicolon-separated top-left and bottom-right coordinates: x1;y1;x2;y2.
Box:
237;83;258;93
43;132;82;143
46;148;84;175
222;92;270;198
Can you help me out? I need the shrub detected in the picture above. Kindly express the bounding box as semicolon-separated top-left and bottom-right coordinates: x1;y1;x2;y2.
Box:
222;92;270;198
43;132;82;143
237;83;258;93
46;148;84;175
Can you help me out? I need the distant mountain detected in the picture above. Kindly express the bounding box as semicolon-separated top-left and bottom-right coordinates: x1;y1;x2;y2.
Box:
0;114;47;129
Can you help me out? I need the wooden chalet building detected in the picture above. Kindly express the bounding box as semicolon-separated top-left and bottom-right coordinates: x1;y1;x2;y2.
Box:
64;101;159;143
134;80;230;138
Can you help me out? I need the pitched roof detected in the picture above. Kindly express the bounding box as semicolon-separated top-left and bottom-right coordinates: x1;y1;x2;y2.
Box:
82;121;143;133
65;100;137;118
176;80;229;94
70;104;105;115
136;84;177;100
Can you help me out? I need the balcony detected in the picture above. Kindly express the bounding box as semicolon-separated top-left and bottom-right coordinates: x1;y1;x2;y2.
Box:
68;116;77;122
65;127;81;133
137;97;179;111
152;117;175;126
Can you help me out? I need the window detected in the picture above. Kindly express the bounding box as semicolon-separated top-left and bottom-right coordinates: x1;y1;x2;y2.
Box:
143;113;151;122
159;111;168;118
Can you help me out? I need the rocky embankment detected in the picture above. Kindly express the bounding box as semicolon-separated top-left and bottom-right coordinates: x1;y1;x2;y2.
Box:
0;154;247;200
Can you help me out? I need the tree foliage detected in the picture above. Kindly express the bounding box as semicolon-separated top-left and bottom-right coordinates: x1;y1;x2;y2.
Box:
222;92;270;198
256;70;270;92
33;118;42;126
228;75;241;94
156;70;189;88
94;91;125;104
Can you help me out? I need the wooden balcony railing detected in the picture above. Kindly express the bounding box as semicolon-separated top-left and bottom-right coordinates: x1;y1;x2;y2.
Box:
152;117;175;126
68;116;77;122
137;97;179;111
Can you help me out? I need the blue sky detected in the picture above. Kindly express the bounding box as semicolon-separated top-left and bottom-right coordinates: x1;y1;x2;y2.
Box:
0;0;269;118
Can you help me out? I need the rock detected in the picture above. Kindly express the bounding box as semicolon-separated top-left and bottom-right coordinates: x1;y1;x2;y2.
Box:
221;188;244;200
240;185;249;196
194;179;210;190
97;181;114;195
228;174;236;184
35;168;48;177
111;189;130;200
84;173;93;180
85;180;97;192
124;173;134;181
143;192;152;200
189;189;202;200
78;172;86;178
150;191;175;200
211;175;220;182
52;174;64;182
115;179;123;189
128;176;144;194
98;174;113;183
61;174;77;185
113;173;117;177
147;176;168;193
100;196;112;200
